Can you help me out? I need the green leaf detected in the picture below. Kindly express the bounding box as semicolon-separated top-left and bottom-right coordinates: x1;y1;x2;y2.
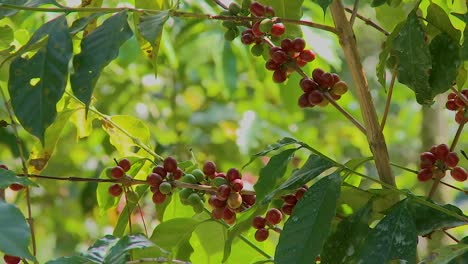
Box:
69;13;104;35
353;200;417;264
371;0;387;7
0;200;35;260
254;148;297;202
260;0;303;37
426;3;460;41
407;199;467;236
193;220;227;257
0;0;61;19
422;243;468;264
137;11;170;77
222;42;238;97
428;33;460;95
280;66;305;112
0;168;38;188
45;256;89;264
84;235;119;263
311;0;332;13
71;12;133;110
104;234;155;264
243;137;299;168
263;154;335;203
456;64;467;89
275;173;341;264
150;218;199;259
101;115;151;155
8;15;72;142
392;12;433;105
321;201;373;263
449;237;468;264
0;25;13;49
377;22;403;89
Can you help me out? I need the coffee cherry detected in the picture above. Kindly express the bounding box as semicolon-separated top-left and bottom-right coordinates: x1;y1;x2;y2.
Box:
227;192;243;209
147;173;163;186
241;32;255;45
295;187;307;200
300;78;318;93
212;207;224;220
318;98;330;107
331;81;348;95
153;165;167;178
152;191;166;204
192;169;205;182
434;144;450;161
292;38;306;52
252;21;263;37
193;200;205;214
9;183;24;191
228;2;241;14
445;152;459;168
159;182;173;195
312;68;324;82
281;203;294;215
223;207;236;221
3;255;21;264
271;23;285;37
283;194;297;205
281;38;293;51
118;158;131;172
227;168;241;182
173;168;183;180
217;184;232;200
446;99;458;111
308;90;324;105
163;157;178;173
250;2;265;17
126;191;139;203
331;73;341;85
265;208;283;225
0;164;8;170
209;195;227;208
317;72;334;87
298;94;311;108
455;97;466;108
252;216;267;229
265;6;275;17
182;174;198;184
296;58;308;68
420;152;437;169
111;166;125;179
255;228;269;242
241;194;256;206
417;168;433;182
273;69;287;83
224;28;239;41
451;166;467;181
188;193;202;205
212;176;228;187
179;188;193;200
203;161;216;177
251;43;264;57
271;50;289;64
260;18;273;33
231;179;244;192
455;109;467;124
265;59;280;71
299;50;315;62
108;184;123;197
448;92;457;100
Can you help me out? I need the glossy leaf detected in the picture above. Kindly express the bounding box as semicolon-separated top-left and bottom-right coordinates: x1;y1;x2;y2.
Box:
150;218;199;259
8;15;72;142
321;201;373;263
422;243;468;264
104;234;155;264
71;12;133;110
0;168;38;188
0;200;35;260
449;237;468;264
260;0;303;37
377;22;403;89
84;235;119;263
275;173;341;264
353;200;417;263
392;12;433;105
0;25;13;49
311;0;332;13
371;0;386;7
69;13;104;35
45;256;89;264
0;0;61;19
193;220;227;257
222;42;238;97
428;33;460;96
243;137;299;168
254;148;297;202
263;154;335;203
426;3;460;41
101;115;151;155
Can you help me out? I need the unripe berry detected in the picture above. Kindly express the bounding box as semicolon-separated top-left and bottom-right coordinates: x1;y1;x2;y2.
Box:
152;191;166;204
147;173;163;186
108;184;123;197
271;23;285;37
182;174;198;184
252;216;267;229
260;18;273;33
227;192;243;209
3;255;21;264
265;208;283;225
273;69;287;83
118;158;131;172
188;193;202;205
299;50;315;62
417;168;433;182
163;156;178;173
255;228;269;242
212;176;228;187
228;2;241;15
126;191;139;203
331;81;348;95
281;203;294;215
159;182;173;195
203;161;217;177
9;183;24;191
224;28;239;41
434;144;450;161
292;38;306;52
250;2;265;17
179;188;193;200
153;165;167;178
192;169;205;182
451;166;467;182
251;43;264;57
231;179;244;192
445;152;459;168
300;78;318;93
193;200;204;214
111;166;125;179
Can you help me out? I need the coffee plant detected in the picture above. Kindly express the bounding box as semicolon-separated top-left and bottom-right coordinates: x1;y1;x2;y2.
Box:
0;0;467;263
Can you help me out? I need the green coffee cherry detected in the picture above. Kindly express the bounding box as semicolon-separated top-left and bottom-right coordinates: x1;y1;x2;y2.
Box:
179;188;193;200
211;176;228;187
192;200;204;214
105;167;113;179
222;20;236;29
251;43;264;57
182;174;197;184
228;2;241;15
220;10;231;16
224;28;239;41
260;19;273;33
242;0;253;11
192;169;205;182
159;182;173;194
126;191;139;203
188;193;202;205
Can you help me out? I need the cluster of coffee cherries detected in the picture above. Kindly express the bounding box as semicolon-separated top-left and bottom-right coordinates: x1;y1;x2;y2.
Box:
107;158;133;197
3;255;21;264
178;167;209;214
148;157;183;205
298;68;348;108
446;89;468;124
252;208;283;242
0;164;24;191
280;185;308;215
204;161;255;225
418;144;467;182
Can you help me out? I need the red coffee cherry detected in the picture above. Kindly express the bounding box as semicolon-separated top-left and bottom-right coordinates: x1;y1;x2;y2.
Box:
254;228;269;242
265;59;280;71
271;50;289;64
217;184;232;200
3;255;21;264
108;184;123;197
252;21;263;37
281;203;294;215
265;208;283;225
147;173;163;187
281;38;294;51
241;32;256;45
445;152;459;168
273;70;287;83
300;78;318;93
420;152;436;169
298;94;311;108
448;92;457;100
252;216;267;229
299;50;315;62
250;1;266;17
283;194;297;205
295;187;307;200
446;99;458;111
227;168;242;182
292;38;306;52
9;183;24;191
312;68;325;82
308;90;324;105
417;168;433;182
203;161;217;176
223;207;236;223
271;23;285;37
265;6;275;17
163;157;178;173
209;195;227;208
118;158;131;172
241;194;256;206
111;166;125;179
451;166;467;182
152;191;166;204
231;179;244;192
212;207;224;220
455;109;467;124
153;165;167;178
434;144;450;161
173;168;183;180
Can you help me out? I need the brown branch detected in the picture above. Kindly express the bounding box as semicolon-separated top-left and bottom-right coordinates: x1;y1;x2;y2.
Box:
381;64;398;131
330;0;395;188
349;0;359;26
344;7;389;36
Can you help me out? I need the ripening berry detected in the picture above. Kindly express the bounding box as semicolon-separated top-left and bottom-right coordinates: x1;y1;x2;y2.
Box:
299;50;315;62
217;184;232;200
250;2;266;17
255;228;269;242
445;152;459;168
417;168;433;182
434;144;450;161
451;166;467;182
163;156;178;173
266;208;283;225
173;168;184;180
300;78;318;93
153;165;167;178
273;70;287;83
252;216;267;229
108;184;123;197
3;255;21;264
318;98;330;107
147;173;163;186
308;90;324;105
9;183;24;191
241;32;255;45
283;194;297;205
281;203;294;215
331;81;348;95
111;166;125;179
241;194;256;206
227;192;243;209
118;158;131;172
292;38;306;52
152;191;166;204
298;93;311;108
231;179;244;192
271;23;285;37
203;161;217;177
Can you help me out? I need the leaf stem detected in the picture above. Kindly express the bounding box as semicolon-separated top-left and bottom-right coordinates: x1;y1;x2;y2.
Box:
349;0;359;26
380;64;398;131
126;257;191;264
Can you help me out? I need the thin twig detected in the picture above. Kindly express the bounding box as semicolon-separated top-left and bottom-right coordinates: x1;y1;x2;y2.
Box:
439;180;468;194
0;87;37;257
344;7;389;35
427;170;445;199
136;203;148;237
126;257;191;264
380;64;398;131
442;229;460;243
349;0;359;26
213;0;228;9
